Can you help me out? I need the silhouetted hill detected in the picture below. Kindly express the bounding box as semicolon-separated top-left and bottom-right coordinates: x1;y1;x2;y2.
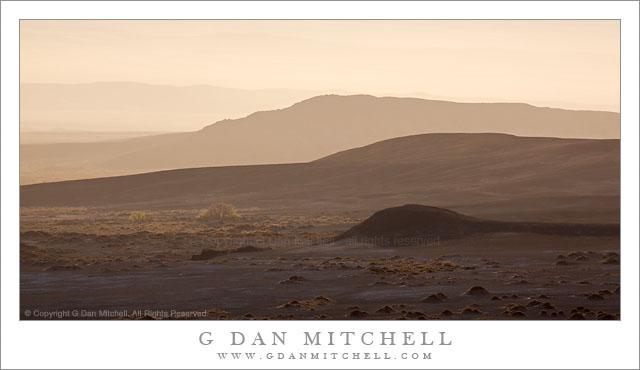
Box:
335;204;619;245
20;94;619;184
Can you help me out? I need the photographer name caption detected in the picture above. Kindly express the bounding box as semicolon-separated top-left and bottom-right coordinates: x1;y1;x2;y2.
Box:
198;330;452;361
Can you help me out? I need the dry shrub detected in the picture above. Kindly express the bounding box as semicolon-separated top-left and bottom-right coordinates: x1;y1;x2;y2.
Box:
197;202;240;221
130;211;151;223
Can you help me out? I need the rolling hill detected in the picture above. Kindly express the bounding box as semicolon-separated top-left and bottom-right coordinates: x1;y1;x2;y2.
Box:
20;94;619;184
21;133;620;223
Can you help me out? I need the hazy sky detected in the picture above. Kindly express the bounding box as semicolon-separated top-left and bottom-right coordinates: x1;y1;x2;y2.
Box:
20;20;620;111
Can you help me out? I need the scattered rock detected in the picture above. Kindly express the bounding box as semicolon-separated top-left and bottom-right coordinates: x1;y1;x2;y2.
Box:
439;261;457;268
279;275;306;284
421;294;444;303
277;300;303;309
463;285;490;296
313;296;333;304
440;309;454;317
596;311;617;320
505;304;527;312
461;307;482;315
534;294;552;299
376;305;396;314
348;309;369;318
277;296;334;310
405;311;428;319
541;302;556;310
586;293;605;300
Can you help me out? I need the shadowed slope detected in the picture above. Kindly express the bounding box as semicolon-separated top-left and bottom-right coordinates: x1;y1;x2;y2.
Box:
21;133;620;223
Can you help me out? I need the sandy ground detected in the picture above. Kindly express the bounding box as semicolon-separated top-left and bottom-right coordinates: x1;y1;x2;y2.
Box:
20;206;619;320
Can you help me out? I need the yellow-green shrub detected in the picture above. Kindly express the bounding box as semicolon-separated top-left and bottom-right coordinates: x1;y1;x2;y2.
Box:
197;203;240;221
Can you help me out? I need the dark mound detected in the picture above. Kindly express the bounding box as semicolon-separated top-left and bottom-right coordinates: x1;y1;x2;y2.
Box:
334;204;619;246
190;245;270;261
43;265;82;271
191;249;227;261
335;205;479;244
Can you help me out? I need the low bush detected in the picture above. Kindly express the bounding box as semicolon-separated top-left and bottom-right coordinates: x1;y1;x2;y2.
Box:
129;211;151;223
197;202;240;221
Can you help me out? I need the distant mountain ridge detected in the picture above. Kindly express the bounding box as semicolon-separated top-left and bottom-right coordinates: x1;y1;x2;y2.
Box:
20;94;620;184
20;81;340;132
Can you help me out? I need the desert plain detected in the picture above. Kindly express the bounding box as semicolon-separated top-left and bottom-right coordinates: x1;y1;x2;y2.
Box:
20;206;620;320
19;102;621;320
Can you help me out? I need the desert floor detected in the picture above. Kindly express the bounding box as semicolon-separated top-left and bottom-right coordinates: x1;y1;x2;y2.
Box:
20;206;620;320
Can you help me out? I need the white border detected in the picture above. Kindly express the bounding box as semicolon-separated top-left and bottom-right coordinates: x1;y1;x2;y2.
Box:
2;1;638;369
